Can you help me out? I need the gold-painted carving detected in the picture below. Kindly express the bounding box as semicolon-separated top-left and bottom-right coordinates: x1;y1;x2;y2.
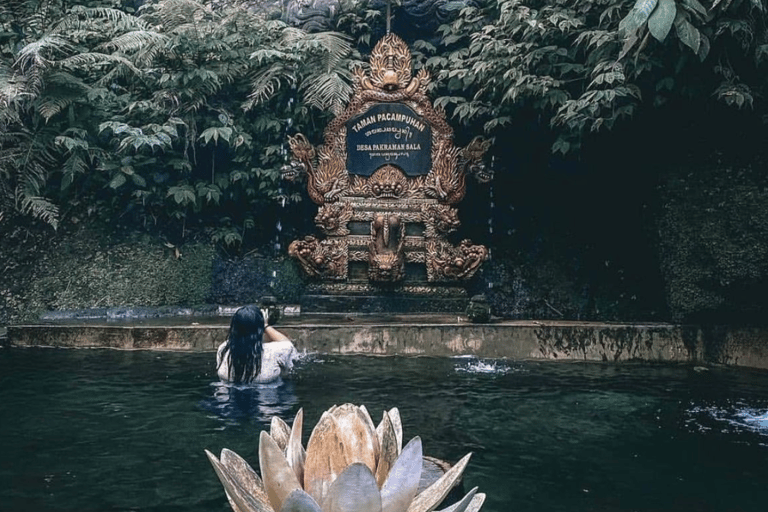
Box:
285;32;492;290
424;143;465;204
425;239;489;282
315;202;354;236
461;136;493;183
421;203;460;238
368;214;406;283
368;165;408;199
288;236;348;280
307;146;348;205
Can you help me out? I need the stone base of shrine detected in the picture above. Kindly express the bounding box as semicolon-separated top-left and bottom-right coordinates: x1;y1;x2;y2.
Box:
300;282;470;313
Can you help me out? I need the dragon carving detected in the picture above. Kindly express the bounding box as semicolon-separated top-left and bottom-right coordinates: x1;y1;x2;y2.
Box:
460;136;493;183
421;203;460;237
308;145;349;205
368;214;406;283
283;134;349;205
423;143;464;204
281;133;315;182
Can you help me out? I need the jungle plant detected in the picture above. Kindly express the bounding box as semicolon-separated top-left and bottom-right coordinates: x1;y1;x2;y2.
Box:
424;0;768;153
0;0;361;248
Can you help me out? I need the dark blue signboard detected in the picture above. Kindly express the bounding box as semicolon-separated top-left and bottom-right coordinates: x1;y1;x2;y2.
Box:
346;103;432;176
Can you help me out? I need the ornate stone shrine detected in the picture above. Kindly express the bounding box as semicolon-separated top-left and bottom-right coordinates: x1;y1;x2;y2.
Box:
283;33;492;312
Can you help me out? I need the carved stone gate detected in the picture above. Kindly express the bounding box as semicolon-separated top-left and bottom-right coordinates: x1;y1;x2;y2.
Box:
283;33;492;312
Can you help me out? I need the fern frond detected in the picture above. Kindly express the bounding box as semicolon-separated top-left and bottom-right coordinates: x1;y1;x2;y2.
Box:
52;6;150;39
245;63;294;109
96;30;170;66
140;0;214;32
36;71;89;122
0;63;24;114
300;70;353;115
16;35;73;71
59;52;141;76
280;29;353;63
60;151;89;191
64;6;150;30
19;194;59;229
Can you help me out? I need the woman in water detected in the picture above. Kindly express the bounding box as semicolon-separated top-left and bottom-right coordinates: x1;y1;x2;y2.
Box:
216;305;297;384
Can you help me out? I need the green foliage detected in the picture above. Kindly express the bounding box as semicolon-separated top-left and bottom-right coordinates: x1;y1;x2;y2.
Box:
425;0;768;153
0;0;361;246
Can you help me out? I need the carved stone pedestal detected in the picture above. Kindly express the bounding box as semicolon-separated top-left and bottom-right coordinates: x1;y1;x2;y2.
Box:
300;283;469;314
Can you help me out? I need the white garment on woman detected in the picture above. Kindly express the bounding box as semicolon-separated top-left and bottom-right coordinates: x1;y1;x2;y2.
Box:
216;340;297;383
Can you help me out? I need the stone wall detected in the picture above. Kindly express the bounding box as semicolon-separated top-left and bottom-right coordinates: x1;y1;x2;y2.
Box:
8;320;768;371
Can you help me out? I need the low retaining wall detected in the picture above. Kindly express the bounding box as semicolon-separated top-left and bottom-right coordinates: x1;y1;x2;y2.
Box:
7;320;768;370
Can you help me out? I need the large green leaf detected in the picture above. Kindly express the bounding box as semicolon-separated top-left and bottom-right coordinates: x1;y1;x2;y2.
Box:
618;0;659;36
674;12;700;54
648;0;677;42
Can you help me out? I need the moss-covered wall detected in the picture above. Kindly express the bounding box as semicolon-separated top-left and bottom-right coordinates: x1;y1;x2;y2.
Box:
657;161;768;323
1;223;216;323
0;220;310;324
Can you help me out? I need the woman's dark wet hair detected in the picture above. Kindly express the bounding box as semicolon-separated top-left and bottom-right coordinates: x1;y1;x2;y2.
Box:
218;305;265;384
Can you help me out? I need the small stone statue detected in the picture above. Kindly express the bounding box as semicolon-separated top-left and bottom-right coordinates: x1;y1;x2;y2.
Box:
466;294;491;323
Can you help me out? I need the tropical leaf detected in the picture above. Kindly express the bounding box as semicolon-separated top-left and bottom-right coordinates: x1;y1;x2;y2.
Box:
199;126;233;145
618;0;659;36
648;0;677;42
96;30;170;66
59;52;141;76
674;12;701;54
300;71;353;115
20;195;58;228
167;184;197;206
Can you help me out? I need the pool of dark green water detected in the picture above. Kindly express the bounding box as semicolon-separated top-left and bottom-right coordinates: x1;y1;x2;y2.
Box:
2;348;768;512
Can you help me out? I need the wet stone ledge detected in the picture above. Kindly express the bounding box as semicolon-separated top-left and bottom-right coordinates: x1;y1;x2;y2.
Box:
6;318;768;371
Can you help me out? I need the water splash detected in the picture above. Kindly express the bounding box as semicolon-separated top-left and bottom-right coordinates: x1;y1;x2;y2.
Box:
453;356;519;375
685;400;768;439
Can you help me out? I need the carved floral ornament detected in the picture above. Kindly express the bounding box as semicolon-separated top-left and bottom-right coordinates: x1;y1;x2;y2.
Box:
205;404;486;512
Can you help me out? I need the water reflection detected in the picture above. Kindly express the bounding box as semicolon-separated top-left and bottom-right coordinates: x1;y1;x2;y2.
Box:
203;379;299;426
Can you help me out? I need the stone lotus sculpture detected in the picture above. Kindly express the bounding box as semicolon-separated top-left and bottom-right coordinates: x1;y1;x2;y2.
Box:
206;403;485;512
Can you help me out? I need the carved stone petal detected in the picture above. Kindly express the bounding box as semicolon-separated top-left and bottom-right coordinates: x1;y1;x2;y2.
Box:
280;489;323;512
329;404;378;472
380;437;423;512
205;449;274;512
286;408;306;485
375;408;401;456
323;462;383;512
221;448;269;506
303;412;347;505
434;487;477;512
359;405;381;463
374;411;399;488
259;431;303;512
387;408;403;453
270;416;291;451
406;453;472;512
463;493;485;512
